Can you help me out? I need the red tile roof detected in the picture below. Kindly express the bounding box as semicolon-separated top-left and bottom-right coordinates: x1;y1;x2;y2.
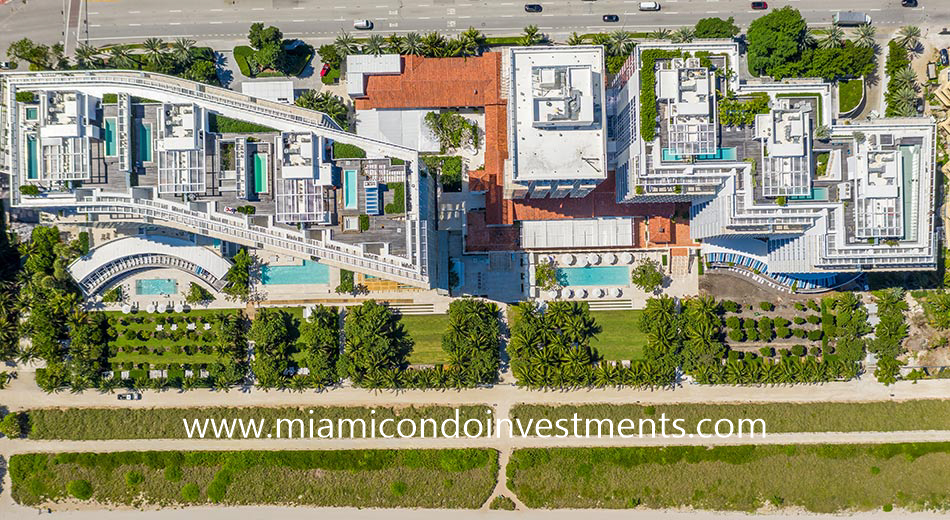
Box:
355;53;502;110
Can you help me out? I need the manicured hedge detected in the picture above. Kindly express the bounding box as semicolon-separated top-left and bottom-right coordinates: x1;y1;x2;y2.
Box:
639;50;682;142
232;45;254;77
208;113;276;134
333;142;366;159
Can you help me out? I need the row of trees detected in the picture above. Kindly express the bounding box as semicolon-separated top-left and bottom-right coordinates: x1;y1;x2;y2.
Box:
868;288;909;385
8;37;218;84
509;301;675;389
884;40;918;117
332;27;492;59
747;7;877;80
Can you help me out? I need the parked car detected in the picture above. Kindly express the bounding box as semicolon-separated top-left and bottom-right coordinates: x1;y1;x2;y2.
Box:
602;14;620;22
638;1;660;10
941;48;949;66
751;1;768;9
524;4;542;12
0;62;12;69
320;63;331;77
901;0;918;7
353;19;373;30
117;392;142;401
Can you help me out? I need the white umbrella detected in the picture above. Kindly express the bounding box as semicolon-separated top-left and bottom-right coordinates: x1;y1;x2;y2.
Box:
612;287;623;298
561;254;575;266
564;288;575;299
605;253;617;265
588;253;600;265
622;252;635;264
121;304;132;314
174;303;184;313
578;288;588;298
596;288;606;298
161;302;170;313
146;303;156;313
547;289;560;300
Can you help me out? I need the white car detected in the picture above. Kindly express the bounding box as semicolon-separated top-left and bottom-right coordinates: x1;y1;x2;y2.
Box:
0;62;13;70
353;19;373;30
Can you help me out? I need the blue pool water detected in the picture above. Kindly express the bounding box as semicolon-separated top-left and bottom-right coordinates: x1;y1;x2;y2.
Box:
25;107;38;121
557;266;630;286
260;260;330;285
26;135;38;179
344;169;358;210
137;122;152;162
136;278;177;295
790;186;830;201
104;118;117;157
662;147;738;162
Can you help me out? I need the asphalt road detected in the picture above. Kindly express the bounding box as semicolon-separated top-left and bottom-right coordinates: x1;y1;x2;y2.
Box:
0;0;944;56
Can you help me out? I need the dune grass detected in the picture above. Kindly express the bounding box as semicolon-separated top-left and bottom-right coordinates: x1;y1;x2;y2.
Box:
508;443;950;512
12;449;498;508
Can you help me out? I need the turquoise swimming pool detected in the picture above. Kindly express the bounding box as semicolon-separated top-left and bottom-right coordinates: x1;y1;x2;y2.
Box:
790;186;830;201
344;169;358;210
662;147;738;162
25;107;38;121
260;260;330;285
137;122;152;162
104;118;117;157
253;153;267;193
557;266;630;286
26;135;38;180
136;278;177;295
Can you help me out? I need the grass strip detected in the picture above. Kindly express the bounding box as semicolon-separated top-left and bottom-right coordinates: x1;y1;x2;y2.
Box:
510;400;950;435
507;443;950;512
12;448;497;508
25;405;493;440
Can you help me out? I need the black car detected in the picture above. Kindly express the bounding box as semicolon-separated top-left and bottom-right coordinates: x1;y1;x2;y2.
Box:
525;4;542;12
941;48;949;66
117;392;142;400
603;14;620;22
901;0;917;7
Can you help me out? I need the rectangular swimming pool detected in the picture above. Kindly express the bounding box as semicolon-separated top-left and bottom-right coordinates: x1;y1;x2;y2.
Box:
557;266;630;286
253;153;267;193
25;107;38;121
260;260;330;285
26;135;38;180
104;118;117;157
137;122;152;163
344;169;358;210
662;147;738;162
135;278;177;295
789;186;830;201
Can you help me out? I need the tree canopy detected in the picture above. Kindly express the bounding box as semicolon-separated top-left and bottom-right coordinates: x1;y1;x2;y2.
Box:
694;17;739;39
747;7;808;76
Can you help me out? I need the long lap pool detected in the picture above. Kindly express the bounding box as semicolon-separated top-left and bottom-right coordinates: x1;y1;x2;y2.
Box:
557;266;630;286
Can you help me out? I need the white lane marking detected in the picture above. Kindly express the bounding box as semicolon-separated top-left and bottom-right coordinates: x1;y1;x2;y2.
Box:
209;21;223;24
293;6;306;9
169;9;181;13
292;19;305;22
128;10;140;13
128;23;141;26
251;7;265;10
210;8;223;12
169;22;180;25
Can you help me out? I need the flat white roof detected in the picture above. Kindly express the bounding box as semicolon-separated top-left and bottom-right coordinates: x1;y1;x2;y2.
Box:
509;46;606;182
521;218;633;249
356;108;441;153
346;54;402;97
241;80;295;104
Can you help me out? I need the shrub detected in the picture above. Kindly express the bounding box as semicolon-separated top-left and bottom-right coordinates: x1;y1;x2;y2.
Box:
390;480;408;496
15;91;35;103
164;465;183;482
807;300;820;311
759;302;774;311
721;300;740;313
774;317;790;328
180;482;201;501
793;328;807;339
759;347;775;357
0;412;23;438
725;316;741;329
793;316;806;325
68;479;94;500
810;347;822;356
776;326;790;339
794;303;806;311
807;329;823;341
333;142;366;159
806;314;821;325
792;345;806;357
385;182;406;214
728;328;745;342
18;184;41;196
126;470;145;486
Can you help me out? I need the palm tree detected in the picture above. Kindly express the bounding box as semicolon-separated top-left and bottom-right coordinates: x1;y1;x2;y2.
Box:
296;90;348;128
819;26;845;49
803;29;818;50
671;27;695;44
401;32;423;55
142;37;167;67
853;25;876;48
421;32;448;57
172;37;197;67
364;34;387;56
74;44;101;69
648;28;672;40
108;46;137;69
609;31;634;57
892;66;918;86
458;27;485;56
566;32;585;46
386;34;405;54
896;25;921;51
334;32;361;57
520;25;543;47
814;124;831;141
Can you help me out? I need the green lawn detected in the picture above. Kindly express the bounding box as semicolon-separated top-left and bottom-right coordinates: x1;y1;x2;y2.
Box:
815;151;830;177
508;443;950;512
110;352;222;365
838;79;864;114
590;310;647;361
401;314;451;364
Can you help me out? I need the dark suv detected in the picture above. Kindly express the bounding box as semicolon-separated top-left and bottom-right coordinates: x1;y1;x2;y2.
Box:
603;14;620;22
525;4;542;12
